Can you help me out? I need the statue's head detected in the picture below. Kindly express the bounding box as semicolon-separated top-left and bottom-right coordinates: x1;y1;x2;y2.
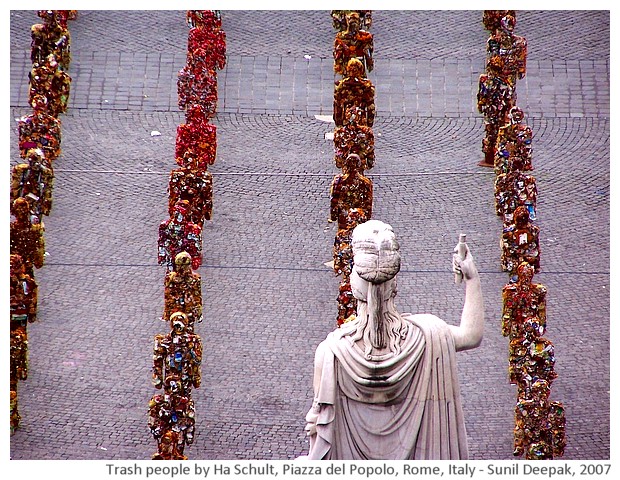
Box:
352;220;401;285
46;54;59;70
26;148;45;168
187;103;206;125
349;220;406;355
163;374;182;395
172;200;191;222
516;262;534;284
507;154;524;172
523;316;545;339
31;94;48;111
344;208;368;230
509;106;524;124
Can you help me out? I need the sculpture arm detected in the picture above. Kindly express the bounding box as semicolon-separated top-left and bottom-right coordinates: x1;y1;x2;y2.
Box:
305;341;328;437
450;244;484;351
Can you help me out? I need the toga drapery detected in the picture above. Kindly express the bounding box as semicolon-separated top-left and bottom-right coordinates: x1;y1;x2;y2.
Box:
305;313;468;460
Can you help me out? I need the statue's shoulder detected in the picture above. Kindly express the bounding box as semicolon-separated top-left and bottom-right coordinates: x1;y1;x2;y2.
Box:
401;312;447;330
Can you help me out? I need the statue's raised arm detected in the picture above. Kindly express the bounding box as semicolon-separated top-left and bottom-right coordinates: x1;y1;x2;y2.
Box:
450;236;485;351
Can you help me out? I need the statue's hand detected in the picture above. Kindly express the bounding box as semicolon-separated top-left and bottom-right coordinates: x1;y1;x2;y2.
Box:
304;402;320;437
453;243;478;281
304;422;317;437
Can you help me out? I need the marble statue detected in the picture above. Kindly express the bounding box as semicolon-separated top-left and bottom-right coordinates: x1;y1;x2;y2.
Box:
303;220;484;459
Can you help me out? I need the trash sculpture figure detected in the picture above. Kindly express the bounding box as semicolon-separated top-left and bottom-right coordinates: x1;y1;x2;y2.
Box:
163;252;203;330
10;148;55;222
158;200;202;272
10;198;45;278
333;106;375;170
329;154;373;230
334;58;375;127
333;12;373;76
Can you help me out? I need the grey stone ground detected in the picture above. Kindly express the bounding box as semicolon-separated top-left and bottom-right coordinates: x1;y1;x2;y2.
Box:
8;10;609;461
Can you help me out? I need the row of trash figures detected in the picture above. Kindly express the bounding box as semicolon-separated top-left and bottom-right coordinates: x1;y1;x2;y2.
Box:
477;11;566;460
10;10;77;434
150;11;226;461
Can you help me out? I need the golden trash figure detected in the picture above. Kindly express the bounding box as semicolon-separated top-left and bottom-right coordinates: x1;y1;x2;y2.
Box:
331;10;372;32
29;55;71;117
482;10;516;34
158;200;203;273
10;198;45;279
513;378;564;460
163;252;203;331
333;58;375;128
11;148;55;222
330;154;373;230
486;15;527;87
10;389;21;434
333;209;369;327
333;12;373;76
18;94;62;161
10;253;38;326
10;254;36;433
477;55;515;167
501;262;547;339
513;378;553;459
175;103;218;167
508;316;557;389
186;10;222;30
31;10;71;71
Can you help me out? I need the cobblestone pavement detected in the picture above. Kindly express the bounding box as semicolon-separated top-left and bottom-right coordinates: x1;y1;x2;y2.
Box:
8;10;610;461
